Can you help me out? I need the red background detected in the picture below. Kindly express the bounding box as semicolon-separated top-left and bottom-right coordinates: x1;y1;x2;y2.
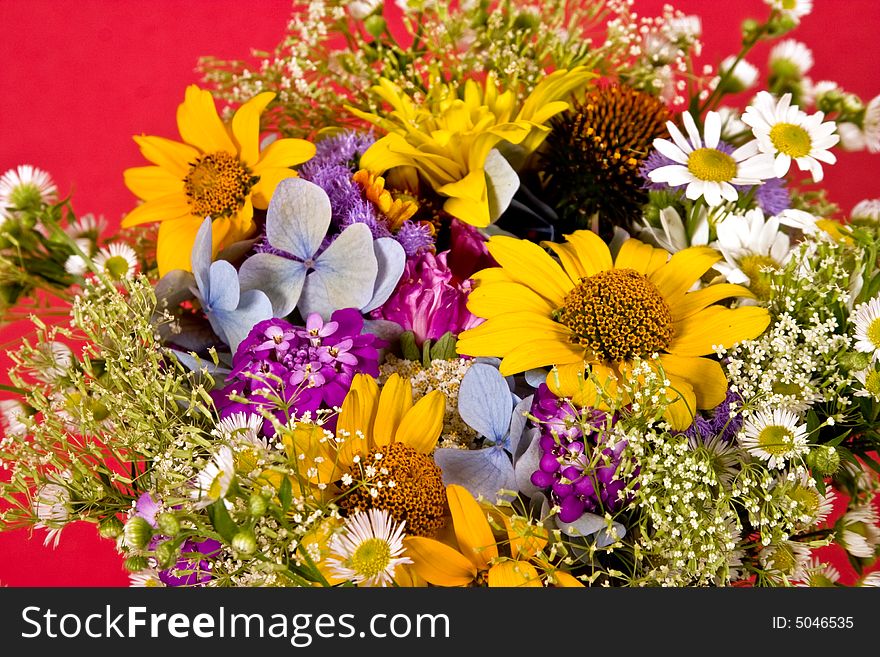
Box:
0;0;878;586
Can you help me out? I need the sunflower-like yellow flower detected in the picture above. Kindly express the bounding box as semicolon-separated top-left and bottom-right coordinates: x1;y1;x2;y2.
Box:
348;68;593;228
404;485;583;587
456;232;772;430
352;169;419;230
283;373;446;533
122;85;315;275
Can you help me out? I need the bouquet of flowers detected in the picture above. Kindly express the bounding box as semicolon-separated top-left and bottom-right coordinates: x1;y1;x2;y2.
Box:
2;0;880;588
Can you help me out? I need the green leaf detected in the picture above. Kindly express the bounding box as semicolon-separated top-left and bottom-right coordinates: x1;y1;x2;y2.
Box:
421;338;433;367
430;332;458;361
207;500;238;542
400;331;420;361
279;476;293;515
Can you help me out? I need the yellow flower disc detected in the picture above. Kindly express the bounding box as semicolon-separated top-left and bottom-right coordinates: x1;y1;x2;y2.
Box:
184;152;255;218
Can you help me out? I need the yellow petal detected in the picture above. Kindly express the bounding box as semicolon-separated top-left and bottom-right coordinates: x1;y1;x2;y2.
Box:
395;390;445;454
649;246;721;301
123;166;184;201
447;484;498;571
502;514;548;560
121;193;192;228
486;236;573;306
471;267;515;286
487;561;542;587
338;374;380;447
545;361;617;409
133;135;200;178
372;374;412;447
543;241;587;281
659;354;728;410
456;312;572;360
231;91;275;167
668;306;771;357
156;215;204;275
668;283;755;322
250;167;299;209
466;281;556;319
499;339;585;375
176;85;236;155
562;230;613;276
403;537;477;587
393;563;427;587
549;570;585;587
253;137;316;172
664;375;698;431
614;238;668;275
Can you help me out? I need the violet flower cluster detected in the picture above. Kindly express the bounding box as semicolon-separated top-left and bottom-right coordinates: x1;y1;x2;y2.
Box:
528;384;629;523
213;309;383;433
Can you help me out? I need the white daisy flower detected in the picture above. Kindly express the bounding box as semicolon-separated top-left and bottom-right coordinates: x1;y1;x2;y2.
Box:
852;198;880;222
860;571;880;587
327;508;412;587
192;445;236;508
719;55;759;92
769;39;814;77
739;407;809;469
717;106;748;141
793;558;840;587
93;242;139;280
766;0;813;20
129;569;165;587
64;213;107;243
712;208;791;296
648;111;775;206
837;95;880;153
785;470;835;525
0;165;57;217
759;540;812;582
852;295;880;360
34;481;71;548
637;205;709;254
853;367;880;400
688;434;740;488
213;412;268;450
838;505;880;559
742;91;839;182
0;399;29;438
64;255;89;276
805;80;839;108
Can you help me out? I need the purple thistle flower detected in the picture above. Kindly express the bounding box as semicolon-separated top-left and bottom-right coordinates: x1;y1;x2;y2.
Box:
369;250;482;345
394;220;434;257
212;309;384;434
745;177;791;216
301;130;375;173
682;388;744;443
528;384;632;523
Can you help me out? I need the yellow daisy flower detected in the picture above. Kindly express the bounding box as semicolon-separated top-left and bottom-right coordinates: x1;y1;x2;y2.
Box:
456;232;771;429
283;373;447;535
348;68;593;228
122;85;315;276
404;485;582;587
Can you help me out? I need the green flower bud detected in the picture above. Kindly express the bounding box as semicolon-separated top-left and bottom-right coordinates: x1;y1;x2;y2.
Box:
741;18;761;42
248;493;268;518
98;516;124;539
154;541;179;569
123;516;154;550
364;15;387;39
156;512;180;537
513;11;540;30
123;555;150;572
232;530;257;555
808;445;841;476
838;351;872;372
89;399;110;422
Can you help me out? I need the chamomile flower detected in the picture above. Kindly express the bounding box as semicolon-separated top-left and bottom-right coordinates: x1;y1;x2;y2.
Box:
742;91;839;182
838;505;880;559
64;255;89;276
837;95;880;153
34;481;71;548
648;111;775;206
759;539;812;582
739;407;809;469
852;296;880;360
327;508;412;587
853;367;880;400
793;558;840;587
213;412;268;450
718;56;759;93
766;0;813;21
93;243;139;281
769;39;814;77
712;208;791;299
129;569;165;587
64;213;107;246
852;199;880;222
718;107;748;141
860;571;880;587
192;445;236;508
0;399;28;438
0;165;57;217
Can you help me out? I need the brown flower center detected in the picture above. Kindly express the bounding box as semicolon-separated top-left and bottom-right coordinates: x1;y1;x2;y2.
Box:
183;152;256;218
555;268;674;362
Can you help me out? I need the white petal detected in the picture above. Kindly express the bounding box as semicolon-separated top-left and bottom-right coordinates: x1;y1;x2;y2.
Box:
667;122;694;154
682;112;703;149
653;138;689;164
773;153;792;177
704;111;722;149
648;164;692;186
702;182;722;206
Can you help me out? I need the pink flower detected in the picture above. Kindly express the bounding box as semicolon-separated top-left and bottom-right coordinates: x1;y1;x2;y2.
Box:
447;218;496;282
371;250;483;345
